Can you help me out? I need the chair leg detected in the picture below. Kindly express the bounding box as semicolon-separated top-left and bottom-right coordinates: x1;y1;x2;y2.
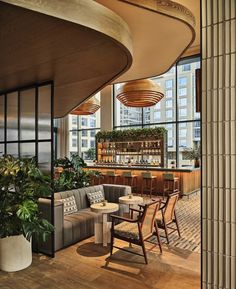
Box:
174;211;181;237
110;235;114;256
141;242;148;264
163;219;170;244
154;221;163;254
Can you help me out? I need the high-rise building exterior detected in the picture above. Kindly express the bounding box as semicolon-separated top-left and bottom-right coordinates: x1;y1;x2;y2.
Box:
114;57;201;167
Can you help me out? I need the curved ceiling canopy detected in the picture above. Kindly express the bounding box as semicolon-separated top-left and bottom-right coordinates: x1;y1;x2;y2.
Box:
96;0;196;83
0;0;133;118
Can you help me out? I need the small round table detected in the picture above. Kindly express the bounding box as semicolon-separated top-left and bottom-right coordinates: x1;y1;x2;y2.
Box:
90;202;119;247
119;195;144;206
119;195;144;216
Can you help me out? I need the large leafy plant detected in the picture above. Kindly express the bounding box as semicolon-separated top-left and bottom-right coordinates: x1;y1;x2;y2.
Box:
54;154;101;192
0;155;54;241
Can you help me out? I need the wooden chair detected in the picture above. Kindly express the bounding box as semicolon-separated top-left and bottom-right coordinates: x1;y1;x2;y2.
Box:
155;192;181;243
110;200;162;264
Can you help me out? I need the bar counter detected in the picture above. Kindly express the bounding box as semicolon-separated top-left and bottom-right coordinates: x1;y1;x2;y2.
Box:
85;165;201;197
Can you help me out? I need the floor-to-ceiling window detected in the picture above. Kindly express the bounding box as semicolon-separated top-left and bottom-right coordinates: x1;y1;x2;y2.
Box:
68;94;100;162
114;56;201;168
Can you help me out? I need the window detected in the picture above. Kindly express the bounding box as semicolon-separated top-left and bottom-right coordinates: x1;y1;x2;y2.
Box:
179;129;187;137
179;88;187;96
182;64;191;71
114;56;201;167
69;93;101;160
81;117;87;126
166;100;173;108
179;108;187;117
72;138;77;147
90;130;95;137
178;76;187;86
179;98;187;106
90;118;96;128
165;79;173;89
179;139;187;147
72;116;77;125
82;130;87;137
82;139;88;148
166;90;173;98
154;111;161;121
166;110;173;119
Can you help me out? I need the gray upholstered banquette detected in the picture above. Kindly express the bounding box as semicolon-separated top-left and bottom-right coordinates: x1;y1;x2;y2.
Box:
39;184;131;251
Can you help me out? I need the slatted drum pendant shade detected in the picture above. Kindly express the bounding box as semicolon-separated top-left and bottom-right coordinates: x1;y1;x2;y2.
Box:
71;97;100;115
116;79;164;107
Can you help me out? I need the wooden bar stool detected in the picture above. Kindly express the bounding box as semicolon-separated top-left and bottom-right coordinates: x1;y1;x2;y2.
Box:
141;172;157;198
163;173;180;197
106;170;120;184
122;171;138;193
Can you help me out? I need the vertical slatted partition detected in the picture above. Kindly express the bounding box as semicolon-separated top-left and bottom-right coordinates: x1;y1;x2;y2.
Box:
202;0;236;288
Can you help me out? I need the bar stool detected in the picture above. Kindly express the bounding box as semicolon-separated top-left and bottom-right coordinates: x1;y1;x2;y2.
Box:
141;171;157;198
122;171;138;193
163;173;180;197
106;170;120;184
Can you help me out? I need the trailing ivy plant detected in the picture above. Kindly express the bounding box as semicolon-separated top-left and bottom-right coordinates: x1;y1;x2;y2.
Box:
54;154;101;192
96;127;167;142
0;155;54;241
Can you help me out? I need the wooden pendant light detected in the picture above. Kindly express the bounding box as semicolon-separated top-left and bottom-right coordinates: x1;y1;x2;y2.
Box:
116;79;164;107
71;97;100;115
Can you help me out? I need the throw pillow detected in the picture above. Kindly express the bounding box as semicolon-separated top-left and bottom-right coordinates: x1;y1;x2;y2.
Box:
87;191;104;205
61;196;78;215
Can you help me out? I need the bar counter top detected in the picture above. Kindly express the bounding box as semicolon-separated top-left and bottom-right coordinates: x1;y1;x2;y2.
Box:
85;165;201;196
86;164;200;173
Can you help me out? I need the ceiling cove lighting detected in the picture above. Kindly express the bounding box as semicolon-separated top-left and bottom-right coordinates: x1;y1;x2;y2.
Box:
116;79;164;107
71;97;100;115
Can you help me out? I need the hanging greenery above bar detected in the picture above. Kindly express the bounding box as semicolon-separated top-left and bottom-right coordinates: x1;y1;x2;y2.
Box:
96;127;167;142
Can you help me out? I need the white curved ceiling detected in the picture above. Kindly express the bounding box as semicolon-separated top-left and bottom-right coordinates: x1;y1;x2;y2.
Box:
96;0;198;83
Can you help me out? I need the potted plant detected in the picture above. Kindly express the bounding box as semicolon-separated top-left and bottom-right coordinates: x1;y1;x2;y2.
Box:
54;154;101;192
0;155;54;272
183;145;201;168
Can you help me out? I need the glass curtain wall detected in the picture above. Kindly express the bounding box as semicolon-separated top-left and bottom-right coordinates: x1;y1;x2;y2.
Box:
114;56;201;168
68;94;101;162
0;82;54;257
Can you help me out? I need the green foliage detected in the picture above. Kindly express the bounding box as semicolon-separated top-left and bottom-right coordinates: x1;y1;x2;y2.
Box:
183;145;201;161
85;148;96;160
0;155;54;241
96;127;167;142
54;154;101;192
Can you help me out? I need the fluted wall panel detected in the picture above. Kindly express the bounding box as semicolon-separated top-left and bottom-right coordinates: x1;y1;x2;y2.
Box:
202;0;236;288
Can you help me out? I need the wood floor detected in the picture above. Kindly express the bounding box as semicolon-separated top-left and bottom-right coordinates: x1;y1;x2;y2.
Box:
0;237;200;289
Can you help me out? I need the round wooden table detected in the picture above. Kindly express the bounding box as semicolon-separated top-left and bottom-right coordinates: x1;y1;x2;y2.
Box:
119;195;144;206
90;202;119;247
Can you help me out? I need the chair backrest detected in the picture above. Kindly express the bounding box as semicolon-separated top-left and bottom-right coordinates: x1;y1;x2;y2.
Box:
141;171;152;179
139;200;161;238
163;173;174;180
122;171;132;177
106;170;115;176
163;193;179;223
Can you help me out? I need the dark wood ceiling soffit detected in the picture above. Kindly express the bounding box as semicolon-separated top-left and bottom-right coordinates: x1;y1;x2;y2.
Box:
0;0;133;117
